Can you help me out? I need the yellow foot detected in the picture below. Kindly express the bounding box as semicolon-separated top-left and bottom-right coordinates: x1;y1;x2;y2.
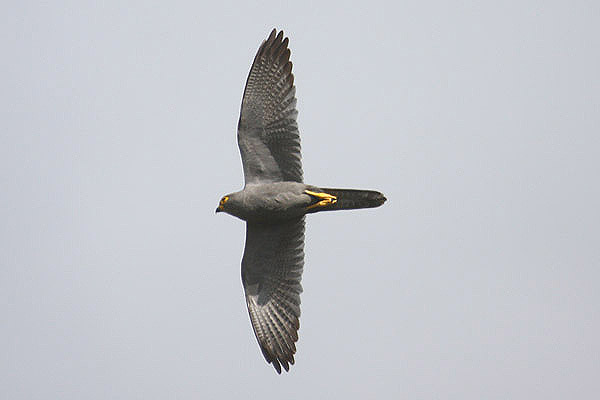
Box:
305;190;337;210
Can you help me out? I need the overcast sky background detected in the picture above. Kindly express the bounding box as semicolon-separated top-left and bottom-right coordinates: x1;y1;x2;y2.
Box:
2;1;599;399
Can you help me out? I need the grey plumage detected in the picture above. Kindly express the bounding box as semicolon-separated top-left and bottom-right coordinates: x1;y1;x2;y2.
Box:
216;29;386;374
238;29;302;184
241;218;305;374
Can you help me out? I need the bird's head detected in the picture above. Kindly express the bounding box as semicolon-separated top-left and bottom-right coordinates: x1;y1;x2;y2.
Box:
215;191;247;220
215;195;230;213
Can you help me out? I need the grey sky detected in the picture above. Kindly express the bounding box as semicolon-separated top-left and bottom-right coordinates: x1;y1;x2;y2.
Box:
2;1;599;398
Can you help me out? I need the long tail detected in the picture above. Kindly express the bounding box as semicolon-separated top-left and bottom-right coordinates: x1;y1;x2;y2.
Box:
306;188;386;213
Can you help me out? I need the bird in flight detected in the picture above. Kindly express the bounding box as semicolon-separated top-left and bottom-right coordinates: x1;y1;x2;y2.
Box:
216;29;386;373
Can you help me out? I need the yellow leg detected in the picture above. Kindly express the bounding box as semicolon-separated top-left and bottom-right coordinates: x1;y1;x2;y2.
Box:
305;190;337;210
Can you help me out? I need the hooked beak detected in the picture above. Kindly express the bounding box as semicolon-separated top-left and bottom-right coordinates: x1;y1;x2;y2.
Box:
215;206;222;213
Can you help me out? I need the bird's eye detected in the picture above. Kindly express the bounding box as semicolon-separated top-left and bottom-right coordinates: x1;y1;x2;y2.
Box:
221;196;229;205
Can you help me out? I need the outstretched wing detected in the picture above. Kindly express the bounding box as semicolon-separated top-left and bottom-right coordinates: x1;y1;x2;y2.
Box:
237;29;303;184
241;218;305;373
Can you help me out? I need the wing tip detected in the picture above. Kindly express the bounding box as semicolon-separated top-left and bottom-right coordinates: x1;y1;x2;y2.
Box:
272;359;282;374
269;355;293;374
261;345;295;374
258;28;292;64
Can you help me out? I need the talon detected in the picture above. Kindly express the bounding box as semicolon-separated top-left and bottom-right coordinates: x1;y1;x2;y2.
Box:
305;190;337;210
